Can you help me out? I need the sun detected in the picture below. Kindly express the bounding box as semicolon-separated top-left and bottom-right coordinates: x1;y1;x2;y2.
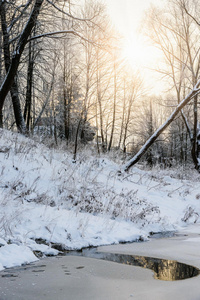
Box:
121;34;164;93
122;34;159;70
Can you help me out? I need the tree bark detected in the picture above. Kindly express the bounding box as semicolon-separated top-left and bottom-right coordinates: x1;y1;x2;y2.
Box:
24;40;34;131
0;0;26;132
0;26;2;127
0;0;44;114
191;95;199;169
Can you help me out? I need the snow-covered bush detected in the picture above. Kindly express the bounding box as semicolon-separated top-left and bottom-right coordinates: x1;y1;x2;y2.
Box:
0;128;200;270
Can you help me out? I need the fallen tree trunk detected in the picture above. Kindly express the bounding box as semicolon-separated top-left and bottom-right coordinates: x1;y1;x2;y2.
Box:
123;80;200;172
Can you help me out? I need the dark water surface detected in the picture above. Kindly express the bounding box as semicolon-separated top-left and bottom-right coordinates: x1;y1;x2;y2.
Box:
66;248;200;281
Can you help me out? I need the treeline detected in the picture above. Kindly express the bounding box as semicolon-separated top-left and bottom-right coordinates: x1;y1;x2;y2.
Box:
0;0;200;168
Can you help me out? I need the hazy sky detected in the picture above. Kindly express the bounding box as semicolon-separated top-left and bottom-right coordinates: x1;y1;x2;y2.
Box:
106;0;164;37
105;0;165;93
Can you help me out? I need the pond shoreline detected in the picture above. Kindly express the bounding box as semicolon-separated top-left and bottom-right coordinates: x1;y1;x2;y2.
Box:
64;247;200;281
0;224;200;300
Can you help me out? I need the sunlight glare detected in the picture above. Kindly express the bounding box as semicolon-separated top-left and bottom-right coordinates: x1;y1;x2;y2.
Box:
122;34;158;70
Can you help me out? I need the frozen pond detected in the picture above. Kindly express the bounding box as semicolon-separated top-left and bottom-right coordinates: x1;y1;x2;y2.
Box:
0;224;200;300
67;248;200;281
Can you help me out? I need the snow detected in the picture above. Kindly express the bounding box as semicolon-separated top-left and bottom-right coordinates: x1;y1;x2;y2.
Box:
185;237;200;243
0;244;38;271
0;128;200;271
123;81;200;171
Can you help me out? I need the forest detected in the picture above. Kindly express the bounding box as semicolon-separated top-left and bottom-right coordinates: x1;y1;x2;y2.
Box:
1;3;200;294
0;0;200;170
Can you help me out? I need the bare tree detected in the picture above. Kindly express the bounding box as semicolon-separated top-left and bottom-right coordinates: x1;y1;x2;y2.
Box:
123;80;200;171
0;0;101;134
142;1;200;169
0;0;44;130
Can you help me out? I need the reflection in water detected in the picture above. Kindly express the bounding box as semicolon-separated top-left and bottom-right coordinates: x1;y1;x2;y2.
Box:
68;249;200;281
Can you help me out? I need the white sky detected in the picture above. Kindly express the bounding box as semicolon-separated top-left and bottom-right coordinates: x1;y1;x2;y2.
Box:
105;0;166;94
106;0;164;35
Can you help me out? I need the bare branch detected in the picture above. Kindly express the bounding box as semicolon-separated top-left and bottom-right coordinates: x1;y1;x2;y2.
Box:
181;0;200;27
27;30;95;44
0;0;44;111
122;80;200;171
46;0;98;22
8;1;32;33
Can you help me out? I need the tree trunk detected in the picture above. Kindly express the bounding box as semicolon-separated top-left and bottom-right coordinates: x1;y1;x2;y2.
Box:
24;41;34;131
123;81;200;171
197;123;200;164
0;29;3;127
73;119;82;161
108;61;117;151
118;78;126;149
146;98;153;166
0;0;26;132
11;81;26;133
0;0;44;114
191;95;199;169
52;91;57;145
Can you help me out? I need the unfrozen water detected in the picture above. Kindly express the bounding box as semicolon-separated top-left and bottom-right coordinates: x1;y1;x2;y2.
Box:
66;247;200;281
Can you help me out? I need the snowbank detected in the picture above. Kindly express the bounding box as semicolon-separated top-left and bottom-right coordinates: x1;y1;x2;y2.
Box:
0;244;38;271
0;129;200;270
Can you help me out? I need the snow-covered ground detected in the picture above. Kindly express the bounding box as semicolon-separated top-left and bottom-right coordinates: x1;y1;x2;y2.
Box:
0;129;200;271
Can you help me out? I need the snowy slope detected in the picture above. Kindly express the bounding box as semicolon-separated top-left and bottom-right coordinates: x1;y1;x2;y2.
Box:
0;129;200;271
